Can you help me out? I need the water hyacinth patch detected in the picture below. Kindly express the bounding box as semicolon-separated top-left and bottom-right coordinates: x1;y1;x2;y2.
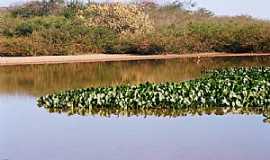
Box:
44;106;270;123
37;67;270;110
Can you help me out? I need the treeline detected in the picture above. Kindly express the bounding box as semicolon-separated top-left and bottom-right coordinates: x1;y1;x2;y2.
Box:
0;0;270;56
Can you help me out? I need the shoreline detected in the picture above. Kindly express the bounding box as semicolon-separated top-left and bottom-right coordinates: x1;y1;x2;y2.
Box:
1;53;270;66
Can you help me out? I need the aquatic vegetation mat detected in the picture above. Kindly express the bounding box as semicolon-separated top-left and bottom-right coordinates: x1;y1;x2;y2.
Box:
37;67;270;110
44;106;270;123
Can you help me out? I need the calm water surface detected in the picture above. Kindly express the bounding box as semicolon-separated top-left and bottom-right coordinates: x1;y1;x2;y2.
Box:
1;56;270;160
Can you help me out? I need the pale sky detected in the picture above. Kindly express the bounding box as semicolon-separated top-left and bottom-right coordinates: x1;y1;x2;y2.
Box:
1;0;269;20
194;0;270;20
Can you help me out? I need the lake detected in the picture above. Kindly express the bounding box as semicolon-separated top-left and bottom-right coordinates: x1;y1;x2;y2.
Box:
1;56;270;160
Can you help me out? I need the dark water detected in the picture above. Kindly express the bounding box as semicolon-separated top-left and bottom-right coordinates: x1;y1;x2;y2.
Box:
1;56;270;160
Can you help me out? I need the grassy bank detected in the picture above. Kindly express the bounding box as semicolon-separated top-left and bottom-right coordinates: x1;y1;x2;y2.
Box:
1;1;270;56
37;67;270;109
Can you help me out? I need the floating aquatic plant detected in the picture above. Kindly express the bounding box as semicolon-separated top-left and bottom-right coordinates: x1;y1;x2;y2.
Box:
37;67;270;110
45;106;270;123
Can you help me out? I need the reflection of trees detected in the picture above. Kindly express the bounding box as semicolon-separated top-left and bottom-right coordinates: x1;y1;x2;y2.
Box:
1;56;270;96
42;106;270;124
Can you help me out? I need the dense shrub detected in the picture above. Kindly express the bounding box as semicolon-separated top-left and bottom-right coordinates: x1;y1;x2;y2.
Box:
10;1;46;17
0;16;91;56
61;0;85;18
1;34;82;56
105;33;164;54
15;22;34;36
0;16;22;37
1;16;71;37
0;16;119;56
10;0;65;17
87;27;117;49
77;3;154;34
185;20;270;53
1;1;270;56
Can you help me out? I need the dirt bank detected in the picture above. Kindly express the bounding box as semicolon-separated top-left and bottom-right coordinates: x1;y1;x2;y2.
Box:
1;53;270;66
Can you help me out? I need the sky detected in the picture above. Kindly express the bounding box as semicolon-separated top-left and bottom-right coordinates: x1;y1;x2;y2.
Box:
194;0;270;20
0;0;270;20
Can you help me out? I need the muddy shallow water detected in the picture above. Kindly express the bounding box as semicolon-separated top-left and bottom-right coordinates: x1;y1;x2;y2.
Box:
1;56;270;160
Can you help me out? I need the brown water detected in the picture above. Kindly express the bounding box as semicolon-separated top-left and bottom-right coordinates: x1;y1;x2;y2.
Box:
1;56;270;160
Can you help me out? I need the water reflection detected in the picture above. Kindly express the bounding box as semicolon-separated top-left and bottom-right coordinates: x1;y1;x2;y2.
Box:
1;56;270;160
1;56;270;96
43;106;270;124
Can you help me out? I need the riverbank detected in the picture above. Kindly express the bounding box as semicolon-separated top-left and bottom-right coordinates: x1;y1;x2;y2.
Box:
1;53;270;66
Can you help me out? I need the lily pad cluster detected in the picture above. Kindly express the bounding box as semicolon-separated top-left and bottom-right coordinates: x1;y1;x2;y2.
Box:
37;67;270;109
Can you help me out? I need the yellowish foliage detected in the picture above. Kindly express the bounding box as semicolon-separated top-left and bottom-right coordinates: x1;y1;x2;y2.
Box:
77;3;154;34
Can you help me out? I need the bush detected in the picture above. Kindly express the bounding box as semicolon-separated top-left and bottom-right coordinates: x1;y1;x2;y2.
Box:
0;17;116;56
0;32;83;56
61;0;85;18
10;1;45;17
88;27;117;49
1;2;270;56
10;0;64;18
185;20;270;53
4;16;71;37
104;33;164;54
15;23;34;36
0;16;22;37
77;3;154;34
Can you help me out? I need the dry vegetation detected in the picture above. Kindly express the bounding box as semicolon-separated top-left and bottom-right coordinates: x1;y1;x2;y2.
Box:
0;0;270;56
